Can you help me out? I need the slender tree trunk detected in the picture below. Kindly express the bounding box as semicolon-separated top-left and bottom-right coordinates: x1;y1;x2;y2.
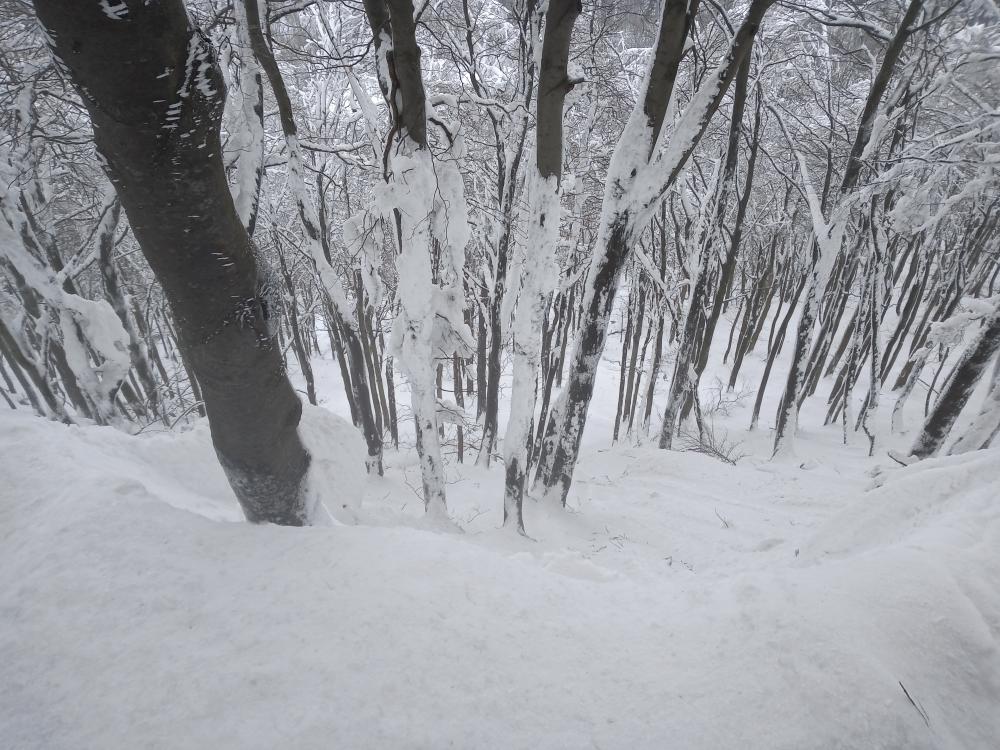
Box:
502;0;579;532
665;52;757;440
244;0;383;475
96;193;161;419
772;0;923;455
909;301;1000;459
536;0;773;504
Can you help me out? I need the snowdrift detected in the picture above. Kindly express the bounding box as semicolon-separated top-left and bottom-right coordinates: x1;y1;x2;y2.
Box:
1;409;998;749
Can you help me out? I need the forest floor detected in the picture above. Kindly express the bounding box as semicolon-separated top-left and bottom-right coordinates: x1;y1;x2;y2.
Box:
2;348;999;749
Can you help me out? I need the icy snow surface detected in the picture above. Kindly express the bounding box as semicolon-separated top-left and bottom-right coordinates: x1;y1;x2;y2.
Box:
2;355;999;749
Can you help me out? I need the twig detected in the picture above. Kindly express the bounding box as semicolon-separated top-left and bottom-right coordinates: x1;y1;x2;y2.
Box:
899;681;930;727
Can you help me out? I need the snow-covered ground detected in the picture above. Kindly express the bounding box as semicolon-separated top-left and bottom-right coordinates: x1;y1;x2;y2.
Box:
2;348;999;749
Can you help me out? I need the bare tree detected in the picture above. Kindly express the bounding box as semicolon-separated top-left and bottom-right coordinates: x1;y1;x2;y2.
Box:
502;0;581;533
534;0;776;507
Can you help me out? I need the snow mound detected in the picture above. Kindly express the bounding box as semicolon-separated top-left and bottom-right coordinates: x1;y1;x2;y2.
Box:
806;449;1000;558
297;403;368;523
1;410;998;749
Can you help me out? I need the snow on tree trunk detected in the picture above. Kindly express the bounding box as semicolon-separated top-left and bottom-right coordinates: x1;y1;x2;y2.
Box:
363;0;474;524
500;0;579;533
224;0;265;236
770;135;847;458
658;160;723;449
772;0;922;457
385;147;452;521
94;188;162;420
0;162;131;425
503;170;561;530
910;298;1000;459
536;0;775;505
949;356;1000;454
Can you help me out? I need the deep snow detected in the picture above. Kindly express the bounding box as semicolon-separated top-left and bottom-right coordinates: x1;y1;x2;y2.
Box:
2;351;999;749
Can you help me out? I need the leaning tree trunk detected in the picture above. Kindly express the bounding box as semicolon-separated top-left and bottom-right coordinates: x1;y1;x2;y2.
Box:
95;191;162;420
33;0;312;524
533;0;694;502
682;63;760;422
536;0;774;505
771;0;923;456
661;52;756;447
948;356;1000;454
909;300;1000;459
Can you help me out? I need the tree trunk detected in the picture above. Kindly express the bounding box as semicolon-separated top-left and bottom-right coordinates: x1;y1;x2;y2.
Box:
34;0;312;524
909;301;1000;459
244;0;383;475
501;0;580;532
536;0;773;504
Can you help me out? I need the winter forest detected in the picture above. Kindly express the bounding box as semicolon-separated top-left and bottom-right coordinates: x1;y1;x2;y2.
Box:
2;0;999;746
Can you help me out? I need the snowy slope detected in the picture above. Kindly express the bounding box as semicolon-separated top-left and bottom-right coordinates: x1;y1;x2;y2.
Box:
2;399;998;749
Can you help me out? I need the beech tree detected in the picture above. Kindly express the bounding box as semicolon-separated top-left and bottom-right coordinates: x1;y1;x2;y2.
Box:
31;0;312;524
361;0;475;523
533;0;777;507
501;0;581;534
770;0;925;457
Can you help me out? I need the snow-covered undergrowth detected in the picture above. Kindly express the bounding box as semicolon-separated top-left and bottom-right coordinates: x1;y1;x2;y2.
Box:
3;347;999;749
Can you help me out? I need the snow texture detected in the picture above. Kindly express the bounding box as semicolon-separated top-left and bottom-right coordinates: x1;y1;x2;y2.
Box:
2;353;999;748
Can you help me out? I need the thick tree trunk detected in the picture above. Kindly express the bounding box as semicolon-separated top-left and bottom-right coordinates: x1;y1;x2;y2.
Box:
34;0;311;524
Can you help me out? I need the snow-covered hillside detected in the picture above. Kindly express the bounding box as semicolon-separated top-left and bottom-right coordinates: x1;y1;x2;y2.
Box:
3;379;998;749
4;1;999;747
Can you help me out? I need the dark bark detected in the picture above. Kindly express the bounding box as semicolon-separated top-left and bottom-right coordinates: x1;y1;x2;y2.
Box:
910;303;1000;459
453;351;465;462
97;197;162;419
674;52;758;431
622;286;646;434
479;254;506;465
274;233;317;406
0;356;18;410
34;0;311;524
0;314;64;419
476;300;487;419
385;353;399;449
537;0;775;504
752;274;806;430
613;291;635;443
244;0;383;474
